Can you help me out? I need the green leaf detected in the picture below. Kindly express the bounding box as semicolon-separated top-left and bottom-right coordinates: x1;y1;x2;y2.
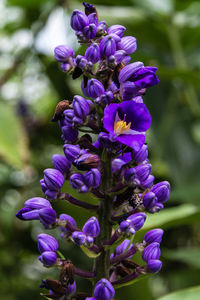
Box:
157;285;200;300
0;102;29;169
80;245;101;258
164;248;200;268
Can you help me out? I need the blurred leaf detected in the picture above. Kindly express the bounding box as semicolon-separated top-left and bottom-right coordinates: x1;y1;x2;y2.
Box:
158;285;200;300
7;0;54;8
0;102;29;169
164;248;200;268
171;184;200;204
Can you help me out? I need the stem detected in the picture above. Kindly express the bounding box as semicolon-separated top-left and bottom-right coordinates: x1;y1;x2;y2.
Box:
94;153;113;282
60;193;98;211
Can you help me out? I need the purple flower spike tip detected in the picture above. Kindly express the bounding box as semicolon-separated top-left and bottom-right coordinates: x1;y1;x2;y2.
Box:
94;278;115;300
71;9;89;31
82;217;100;237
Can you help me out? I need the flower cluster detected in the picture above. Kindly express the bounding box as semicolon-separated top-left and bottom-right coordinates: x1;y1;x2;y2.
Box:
16;3;170;299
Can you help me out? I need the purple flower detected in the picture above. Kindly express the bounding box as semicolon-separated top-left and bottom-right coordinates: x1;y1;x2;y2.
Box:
61;125;78;142
38;251;57;266
54;45;74;62
147;259;162;273
84;168;101;188
134;164;152;182
73;95;90;119
144;229;164;244
114;50;127;64
100;35;116;57
38;234;59;253
76;55;88;69
97;21;107;34
82;217;100;237
143;192;156;209
71;9;89;31
88;12;98;26
43;168;65;191
151;181;170;203
110;239;133;260
74;153;100;171
103;101;151;151
52;154;71;175
63;109;75;125
107;25;126;37
85;43;100;63
142;242;161;262
39;208;57;227
66;281;76;295
16;207;39;221
72;231;86;246
63;144;80;162
120;213;146;234
140;175;154;189
83;24;97;39
132;144;148;163
24;197;52;210
59;214;77;236
118;36;137;55
119;62;144;83
70;173;88;193
94;279;115;300
86;79;105;99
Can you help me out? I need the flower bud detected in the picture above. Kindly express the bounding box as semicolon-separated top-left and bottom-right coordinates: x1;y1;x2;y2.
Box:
82;217;100;237
133;66;159;89
143;192;156;209
52;154;71;175
134;164;152;182
38;234;59;253
119;62;144;83
83;24;97;39
63;144;80;162
144;229;164;244
151;181;170;203
45;189;58;200
59;213;77;234
85;43;100;63
75;55;88;69
94;279;115;300
84;168;101;188
38;251;57;266
88;12;98;25
24;197;52;210
97;21;107;34
16;207;39;221
72;231;86;246
147;259;162;273
120;81;139;100
70;173;88;193
107;25;126;37
54;45;75;62
63;109;74;124
111;239;133;260
62;125;79;142
66;281;76;295
60;63;72;72
127;212;146;231
39;208;57;227
87;79;105;99
140;175;155;189
71;9;89;31
142;242;161;262
73;95;90;119
151;202;164;213
114;50;127;64
43;168;65;191
132;144;148;163
74;153;100;171
118;36;137;55
100;35;116;57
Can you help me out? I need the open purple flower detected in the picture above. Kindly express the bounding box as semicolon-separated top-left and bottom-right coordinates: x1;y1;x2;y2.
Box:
103;101;151;151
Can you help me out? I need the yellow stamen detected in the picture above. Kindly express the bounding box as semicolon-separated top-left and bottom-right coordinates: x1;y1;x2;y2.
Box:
114;120;131;136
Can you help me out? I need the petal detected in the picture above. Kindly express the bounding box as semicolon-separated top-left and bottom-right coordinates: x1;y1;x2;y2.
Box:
117;133;145;151
103;103;119;133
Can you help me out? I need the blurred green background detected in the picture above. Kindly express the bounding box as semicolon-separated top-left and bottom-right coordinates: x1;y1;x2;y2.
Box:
0;0;200;299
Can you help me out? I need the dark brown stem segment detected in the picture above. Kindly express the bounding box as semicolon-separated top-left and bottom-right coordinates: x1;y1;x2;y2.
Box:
60;192;98;211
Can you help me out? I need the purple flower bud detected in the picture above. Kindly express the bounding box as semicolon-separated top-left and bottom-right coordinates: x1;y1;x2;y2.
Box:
133;66;160;89
111;239;133;260
61;125;78;142
124;168;136;183
40;179;47;193
114;50;127;64
118;36;137;55
107;25;126;37
38;251;57;266
38;233;59;253
63;109;75;124
43;168;65;191
75;55;88;69
63;144;80;162
120;220;135;234
86;236;94;244
120;81;140;100
87;79;105;99
60;63;72;72
83;24;97;39
97;21;107;34
52;154;71;175
143;192;156;209
66;281;76;295
85;43;100;63
24;197;52;210
151;181;170;203
71;9;89;31
118;62;144;83
59;213;77;233
142;242;161;262
82;217;100;237
110;33;121;43
147;259;162;273
72;231;86;246
16;207;39;220
141;175;155;189
54;45;75;62
144;229;164;244
122;55;131;65
84;168;101;188
39;208;57;227
70;173;88;193
134;164;152;182
74;153;100;171
132;144;148;163
88;12;98;26
45;190;58;200
73;95;90;119
151;202;164;213
86;298;97;300
133;96;144;103
94;279;115;300
112;158;126;173
100;35;116;57
127;212;146;231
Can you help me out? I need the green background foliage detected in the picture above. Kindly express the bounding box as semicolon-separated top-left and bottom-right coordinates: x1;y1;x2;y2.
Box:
0;0;200;299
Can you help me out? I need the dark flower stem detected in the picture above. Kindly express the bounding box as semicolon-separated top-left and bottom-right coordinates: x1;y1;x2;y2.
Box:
60;192;98;211
110;246;137;265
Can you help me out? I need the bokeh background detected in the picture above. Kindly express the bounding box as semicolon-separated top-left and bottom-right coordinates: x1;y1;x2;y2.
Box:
1;0;200;299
